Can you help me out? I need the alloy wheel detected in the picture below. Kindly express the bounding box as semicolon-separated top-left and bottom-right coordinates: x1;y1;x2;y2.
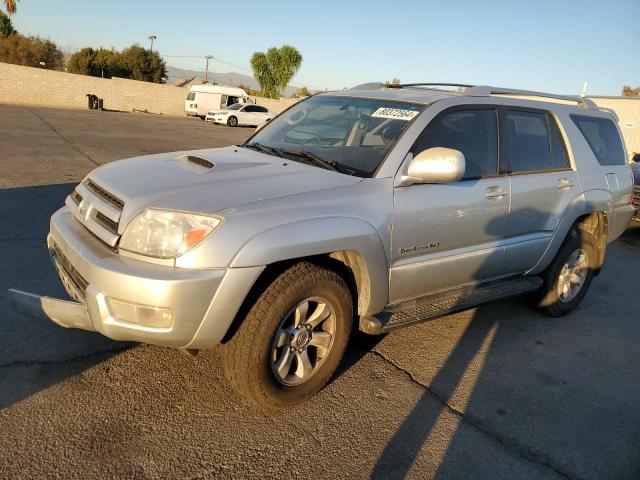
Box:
270;297;336;386
557;248;588;302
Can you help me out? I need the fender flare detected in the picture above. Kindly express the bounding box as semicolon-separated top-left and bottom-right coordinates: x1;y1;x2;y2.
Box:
528;189;612;275
230;217;389;315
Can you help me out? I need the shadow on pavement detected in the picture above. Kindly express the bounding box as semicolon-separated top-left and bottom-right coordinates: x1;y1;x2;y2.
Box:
0;183;131;410
370;214;640;479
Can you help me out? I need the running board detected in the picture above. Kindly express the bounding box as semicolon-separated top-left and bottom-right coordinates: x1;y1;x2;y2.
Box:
360;276;543;335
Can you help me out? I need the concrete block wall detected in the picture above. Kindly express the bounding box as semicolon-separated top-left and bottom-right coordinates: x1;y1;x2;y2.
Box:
0;62;298;116
249;96;300;113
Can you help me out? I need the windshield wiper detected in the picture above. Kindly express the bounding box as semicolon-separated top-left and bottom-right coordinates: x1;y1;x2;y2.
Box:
241;142;283;158
280;149;340;172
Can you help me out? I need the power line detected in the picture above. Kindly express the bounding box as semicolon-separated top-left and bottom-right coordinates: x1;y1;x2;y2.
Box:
160;53;324;91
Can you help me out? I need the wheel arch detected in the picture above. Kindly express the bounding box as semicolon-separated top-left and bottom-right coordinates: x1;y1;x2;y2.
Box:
528;191;610;275
230;217;388;312
220;217;390;344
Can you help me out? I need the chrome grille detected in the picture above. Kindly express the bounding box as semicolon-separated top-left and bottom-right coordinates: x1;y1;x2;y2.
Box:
633;186;640;207
70;190;83;205
95;211;118;234
65;179;124;248
85;179;125;210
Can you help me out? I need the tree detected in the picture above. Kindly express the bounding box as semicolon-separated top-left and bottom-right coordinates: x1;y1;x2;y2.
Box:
67;47;97;75
623;85;640;96
3;0;17;16
67;44;167;83
0;33;63;69
293;86;310;97
119;45;167;83
0;10;14;37
251;45;302;98
250;52;277;98
93;47;126;78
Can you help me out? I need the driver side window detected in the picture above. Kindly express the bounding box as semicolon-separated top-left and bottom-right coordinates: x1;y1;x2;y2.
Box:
412;108;499;180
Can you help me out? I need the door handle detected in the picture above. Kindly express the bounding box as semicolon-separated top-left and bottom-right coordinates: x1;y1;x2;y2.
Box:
485;186;508;199
557;178;574;190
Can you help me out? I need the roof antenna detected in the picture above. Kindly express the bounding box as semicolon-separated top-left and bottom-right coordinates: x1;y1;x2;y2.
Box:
580;81;588;98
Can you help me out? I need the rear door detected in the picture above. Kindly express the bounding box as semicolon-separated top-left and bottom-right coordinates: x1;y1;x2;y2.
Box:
253;106;269;124
500;108;580;274
185;91;197;114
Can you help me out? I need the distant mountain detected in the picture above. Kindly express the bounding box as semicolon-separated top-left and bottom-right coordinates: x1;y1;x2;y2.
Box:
166;66;298;96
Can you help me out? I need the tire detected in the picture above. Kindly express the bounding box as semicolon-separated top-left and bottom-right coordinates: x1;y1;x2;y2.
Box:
532;228;598;317
227;116;238;127
222;262;353;410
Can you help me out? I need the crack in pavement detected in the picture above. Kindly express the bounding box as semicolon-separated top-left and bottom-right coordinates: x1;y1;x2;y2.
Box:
369;349;580;480
0;345;131;369
24;106;101;167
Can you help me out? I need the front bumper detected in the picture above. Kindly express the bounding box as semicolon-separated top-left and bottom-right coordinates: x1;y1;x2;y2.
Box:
10;208;263;349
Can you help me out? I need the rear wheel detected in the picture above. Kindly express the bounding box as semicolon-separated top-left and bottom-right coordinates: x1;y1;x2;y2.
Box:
227;116;238;127
532;229;597;316
222;262;353;410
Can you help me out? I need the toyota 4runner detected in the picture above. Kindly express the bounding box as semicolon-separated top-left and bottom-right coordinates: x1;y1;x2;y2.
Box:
10;83;635;409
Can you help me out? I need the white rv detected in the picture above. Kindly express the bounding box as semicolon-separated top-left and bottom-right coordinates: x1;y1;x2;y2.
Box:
185;85;253;118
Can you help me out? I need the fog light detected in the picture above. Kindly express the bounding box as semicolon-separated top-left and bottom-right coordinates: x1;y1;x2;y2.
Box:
108;298;173;329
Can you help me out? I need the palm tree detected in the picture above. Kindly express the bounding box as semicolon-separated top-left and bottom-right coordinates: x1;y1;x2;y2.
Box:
3;0;17;16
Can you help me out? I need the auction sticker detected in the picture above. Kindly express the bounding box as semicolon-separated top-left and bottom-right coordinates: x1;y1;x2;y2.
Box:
371;107;419;121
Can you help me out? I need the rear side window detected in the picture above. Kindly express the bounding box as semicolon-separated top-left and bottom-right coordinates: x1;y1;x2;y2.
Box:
503;110;571;173
504;110;550;172
571;115;626;166
412;109;498;179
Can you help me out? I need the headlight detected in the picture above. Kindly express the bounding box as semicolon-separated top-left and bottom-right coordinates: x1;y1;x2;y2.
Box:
119;209;222;258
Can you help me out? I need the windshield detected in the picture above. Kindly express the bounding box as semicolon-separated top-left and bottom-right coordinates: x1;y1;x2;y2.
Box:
247;95;424;177
227;103;243;110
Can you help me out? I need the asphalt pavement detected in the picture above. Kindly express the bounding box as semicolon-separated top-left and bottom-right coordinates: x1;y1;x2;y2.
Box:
1;104;639;479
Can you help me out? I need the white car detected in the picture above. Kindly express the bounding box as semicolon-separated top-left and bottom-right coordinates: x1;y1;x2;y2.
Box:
205;103;276;127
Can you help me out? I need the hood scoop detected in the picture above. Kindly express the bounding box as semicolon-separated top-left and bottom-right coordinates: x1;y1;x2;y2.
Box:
176;154;215;172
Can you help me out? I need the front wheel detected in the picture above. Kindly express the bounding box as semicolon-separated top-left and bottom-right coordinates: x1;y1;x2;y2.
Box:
227;116;238;127
532;229;597;317
222;262;353;410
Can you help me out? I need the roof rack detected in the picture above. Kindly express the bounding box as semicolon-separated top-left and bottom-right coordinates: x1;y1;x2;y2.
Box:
381;83;597;109
474;86;597;109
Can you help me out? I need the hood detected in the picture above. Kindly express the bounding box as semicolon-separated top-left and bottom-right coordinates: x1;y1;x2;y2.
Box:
87;146;362;227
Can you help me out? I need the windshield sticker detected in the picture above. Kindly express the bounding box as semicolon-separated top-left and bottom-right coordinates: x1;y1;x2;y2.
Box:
371;107;419;121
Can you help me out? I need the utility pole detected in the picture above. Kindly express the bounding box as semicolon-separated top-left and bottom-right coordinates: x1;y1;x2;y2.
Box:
148;35;156;53
204;55;213;84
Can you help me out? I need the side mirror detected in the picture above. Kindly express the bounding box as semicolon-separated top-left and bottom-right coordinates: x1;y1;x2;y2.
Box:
632;153;640;163
405;147;465;184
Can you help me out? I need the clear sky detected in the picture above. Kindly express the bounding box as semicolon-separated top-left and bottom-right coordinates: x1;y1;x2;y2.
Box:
9;0;640;95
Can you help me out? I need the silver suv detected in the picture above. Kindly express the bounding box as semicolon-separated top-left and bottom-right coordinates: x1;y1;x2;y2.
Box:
10;83;635;409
